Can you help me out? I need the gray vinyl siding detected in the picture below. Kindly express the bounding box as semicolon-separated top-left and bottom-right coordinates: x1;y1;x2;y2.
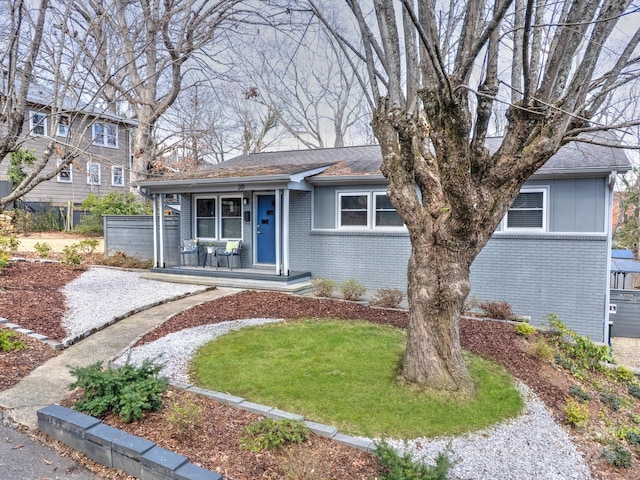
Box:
0;109;130;206
523;178;605;232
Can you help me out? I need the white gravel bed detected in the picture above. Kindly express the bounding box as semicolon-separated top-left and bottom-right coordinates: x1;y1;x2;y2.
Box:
62;267;208;340
114;318;283;381
379;381;592;479
118;319;593;479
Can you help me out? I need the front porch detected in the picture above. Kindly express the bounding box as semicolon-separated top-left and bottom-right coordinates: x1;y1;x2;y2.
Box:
145;264;312;293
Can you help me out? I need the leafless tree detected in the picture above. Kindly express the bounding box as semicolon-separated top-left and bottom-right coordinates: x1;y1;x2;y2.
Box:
69;0;248;185
0;0;105;210
226;18;371;148
311;0;640;392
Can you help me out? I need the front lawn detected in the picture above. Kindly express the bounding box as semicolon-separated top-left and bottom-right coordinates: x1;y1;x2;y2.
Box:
190;319;523;438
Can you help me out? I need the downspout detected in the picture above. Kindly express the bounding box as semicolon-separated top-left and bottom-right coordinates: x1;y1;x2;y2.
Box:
158;194;165;268
603;171;616;346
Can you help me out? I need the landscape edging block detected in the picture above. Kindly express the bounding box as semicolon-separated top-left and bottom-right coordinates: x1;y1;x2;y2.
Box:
37;405;225;480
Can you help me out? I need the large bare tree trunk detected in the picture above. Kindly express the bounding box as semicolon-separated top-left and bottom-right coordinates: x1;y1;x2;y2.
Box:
402;238;473;392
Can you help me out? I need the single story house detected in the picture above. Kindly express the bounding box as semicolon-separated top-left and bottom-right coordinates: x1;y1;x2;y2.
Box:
136;133;631;343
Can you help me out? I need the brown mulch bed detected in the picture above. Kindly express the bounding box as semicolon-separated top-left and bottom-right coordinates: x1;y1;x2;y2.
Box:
0;327;59;390
0;261;86;341
2;261;639;479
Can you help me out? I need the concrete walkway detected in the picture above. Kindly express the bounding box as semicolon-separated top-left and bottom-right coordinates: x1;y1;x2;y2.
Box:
0;287;240;430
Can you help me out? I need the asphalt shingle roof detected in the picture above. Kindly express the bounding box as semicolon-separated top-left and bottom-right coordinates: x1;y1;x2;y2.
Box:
144;131;630;184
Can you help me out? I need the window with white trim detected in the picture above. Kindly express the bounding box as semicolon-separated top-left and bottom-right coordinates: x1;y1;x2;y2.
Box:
196;197;217;238
57;159;72;183
221;197;242;238
30;111;47;136
86;162;101;185
374;192;403;227
57;115;70;137
339;193;369;228
504;188;547;231
337;191;404;230
194;195;243;240
92;122;117;147
111;166;124;186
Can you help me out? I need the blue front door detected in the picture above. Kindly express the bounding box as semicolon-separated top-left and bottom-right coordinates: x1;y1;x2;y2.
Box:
256;195;276;264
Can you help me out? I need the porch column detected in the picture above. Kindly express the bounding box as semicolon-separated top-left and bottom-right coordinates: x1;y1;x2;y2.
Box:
275;189;282;275
283;189;290;276
158;193;166;268
152;193;158;268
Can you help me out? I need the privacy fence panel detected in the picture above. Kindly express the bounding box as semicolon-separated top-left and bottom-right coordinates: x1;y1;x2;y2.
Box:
103;215;179;264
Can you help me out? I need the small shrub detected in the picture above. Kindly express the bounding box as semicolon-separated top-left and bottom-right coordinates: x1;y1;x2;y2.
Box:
0;251;9;269
374;441;452;480
569;385;591;403
310;278;335;297
529;338;554;360
60;244;84;267
608;366;635;383
0;234;20;253
239;418;310;453
564;398;589;428
77;238;99;254
546;314;613;372
166;396;202;439
280;446;325;480
340;279;366;301
515;322;535;337
602;443;632;468
626;430;640;447
370;288;403;308
628;383;640;399
69;359;168;422
600;392;621;411
33;242;52;258
478;300;516;320
0;330;27;352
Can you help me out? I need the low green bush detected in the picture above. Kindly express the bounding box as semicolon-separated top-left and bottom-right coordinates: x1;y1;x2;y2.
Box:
0;330;27;352
564;398;589;428
239;418;310;453
374;441;452;480
77;238;99;254
60;244;84;267
167;396;202;439
628;383;640;400
602;443;632;468
34;242;52;258
340;279;366;301
69;359;168;422
569;385;591;403
310;277;335;297
600;392;621;411
515;322;535;337
547;314;613;374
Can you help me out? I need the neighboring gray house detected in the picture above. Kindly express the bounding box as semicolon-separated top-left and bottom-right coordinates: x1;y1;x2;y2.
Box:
0;80;137;209
136;133;631;343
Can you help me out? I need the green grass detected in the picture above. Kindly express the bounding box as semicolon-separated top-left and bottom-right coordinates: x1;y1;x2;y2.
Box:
190;319;523;438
